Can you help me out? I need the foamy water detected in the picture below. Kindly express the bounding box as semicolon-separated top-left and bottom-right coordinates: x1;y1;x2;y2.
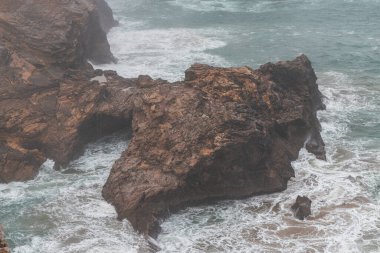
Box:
0;133;151;253
1;0;380;252
157;71;380;252
167;0;321;13
99;26;228;81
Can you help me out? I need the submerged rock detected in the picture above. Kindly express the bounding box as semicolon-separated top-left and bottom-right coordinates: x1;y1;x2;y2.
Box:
0;225;9;253
291;195;312;220
0;0;326;239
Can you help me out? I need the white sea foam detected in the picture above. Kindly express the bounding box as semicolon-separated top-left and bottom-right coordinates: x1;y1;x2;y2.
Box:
167;0;323;13
94;27;229;82
167;0;247;12
0;133;151;253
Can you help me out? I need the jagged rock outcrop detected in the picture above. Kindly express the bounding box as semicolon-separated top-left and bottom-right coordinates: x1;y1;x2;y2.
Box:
102;56;326;237
0;0;120;182
0;225;10;253
0;0;326;239
94;0;119;33
291;195;312;220
0;0;116;65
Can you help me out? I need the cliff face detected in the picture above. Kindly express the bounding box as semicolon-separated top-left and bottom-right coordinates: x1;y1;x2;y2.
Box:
0;0;326;239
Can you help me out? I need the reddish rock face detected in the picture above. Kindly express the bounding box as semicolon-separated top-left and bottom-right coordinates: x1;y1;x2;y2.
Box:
0;0;326;239
0;0;116;66
0;0;121;182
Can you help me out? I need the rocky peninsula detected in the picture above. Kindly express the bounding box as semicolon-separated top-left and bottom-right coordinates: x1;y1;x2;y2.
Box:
0;0;326;239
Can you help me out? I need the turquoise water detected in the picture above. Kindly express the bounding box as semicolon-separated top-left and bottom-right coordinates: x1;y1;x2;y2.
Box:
1;0;380;252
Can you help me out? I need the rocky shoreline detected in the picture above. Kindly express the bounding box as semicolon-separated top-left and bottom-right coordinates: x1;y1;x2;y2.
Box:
0;0;325;239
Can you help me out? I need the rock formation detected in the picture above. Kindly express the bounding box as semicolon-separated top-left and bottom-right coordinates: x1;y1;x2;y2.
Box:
291;195;312;220
0;0;326;239
0;225;10;253
102;57;326;237
94;0;119;33
0;0;119;182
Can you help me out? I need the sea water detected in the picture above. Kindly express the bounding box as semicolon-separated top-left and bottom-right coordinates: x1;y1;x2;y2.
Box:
1;0;379;252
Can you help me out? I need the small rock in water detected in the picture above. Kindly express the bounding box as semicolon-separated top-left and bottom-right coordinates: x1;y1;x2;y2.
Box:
291;195;312;220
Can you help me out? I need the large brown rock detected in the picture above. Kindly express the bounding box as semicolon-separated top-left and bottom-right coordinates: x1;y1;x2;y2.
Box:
0;0;115;66
0;0;120;182
102;56;326;237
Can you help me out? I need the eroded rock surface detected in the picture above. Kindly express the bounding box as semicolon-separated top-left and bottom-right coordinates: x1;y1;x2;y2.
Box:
0;0;120;182
102;56;326;237
0;0;326;239
0;0;116;65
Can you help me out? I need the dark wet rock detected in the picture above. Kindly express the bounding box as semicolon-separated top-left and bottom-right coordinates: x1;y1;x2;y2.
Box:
0;225;10;253
291;195;312;220
94;0;119;33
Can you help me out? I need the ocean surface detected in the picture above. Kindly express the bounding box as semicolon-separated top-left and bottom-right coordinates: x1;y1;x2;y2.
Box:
1;0;380;252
